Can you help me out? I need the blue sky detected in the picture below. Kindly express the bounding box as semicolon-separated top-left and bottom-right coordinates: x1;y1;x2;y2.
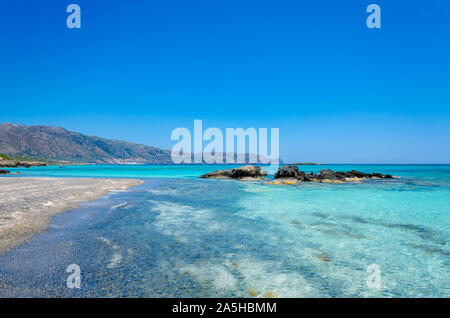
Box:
1;0;449;163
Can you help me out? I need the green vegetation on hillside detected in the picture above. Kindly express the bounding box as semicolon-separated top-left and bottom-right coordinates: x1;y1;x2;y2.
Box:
0;153;58;164
0;153;10;160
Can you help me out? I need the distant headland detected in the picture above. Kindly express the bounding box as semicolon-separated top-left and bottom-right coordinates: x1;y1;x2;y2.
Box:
0;123;282;166
0;122;172;165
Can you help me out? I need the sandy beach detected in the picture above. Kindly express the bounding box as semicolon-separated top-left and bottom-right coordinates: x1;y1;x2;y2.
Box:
0;177;143;254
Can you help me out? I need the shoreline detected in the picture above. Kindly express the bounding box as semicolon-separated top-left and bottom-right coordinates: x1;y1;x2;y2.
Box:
0;177;144;254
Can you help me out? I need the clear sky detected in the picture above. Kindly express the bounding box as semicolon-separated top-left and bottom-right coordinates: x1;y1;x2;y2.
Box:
1;0;449;163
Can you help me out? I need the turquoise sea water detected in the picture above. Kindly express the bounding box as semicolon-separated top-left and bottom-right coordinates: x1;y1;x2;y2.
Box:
0;164;449;297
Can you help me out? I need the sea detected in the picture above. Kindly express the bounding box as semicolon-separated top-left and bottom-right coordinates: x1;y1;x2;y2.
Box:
0;164;448;297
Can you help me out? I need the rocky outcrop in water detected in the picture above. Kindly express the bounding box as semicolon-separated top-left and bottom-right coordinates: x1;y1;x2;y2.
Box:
200;165;394;183
272;165;393;184
200;165;267;180
0;169;10;174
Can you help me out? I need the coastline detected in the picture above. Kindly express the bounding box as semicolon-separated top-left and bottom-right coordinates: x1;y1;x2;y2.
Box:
0;177;144;254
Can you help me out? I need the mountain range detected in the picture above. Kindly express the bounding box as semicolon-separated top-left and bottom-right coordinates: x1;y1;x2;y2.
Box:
0;123;172;164
0;123;281;165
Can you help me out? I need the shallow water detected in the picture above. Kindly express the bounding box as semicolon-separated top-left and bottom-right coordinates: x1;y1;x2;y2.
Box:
0;165;449;297
6;163;450;182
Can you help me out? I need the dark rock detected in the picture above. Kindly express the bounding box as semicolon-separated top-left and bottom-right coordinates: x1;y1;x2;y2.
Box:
347;170;369;178
200;169;233;179
274;165;300;179
334;172;348;181
0;169;10;174
296;171;307;181
317;169;345;181
230;165;262;178
200;165;262;179
273;165;395;183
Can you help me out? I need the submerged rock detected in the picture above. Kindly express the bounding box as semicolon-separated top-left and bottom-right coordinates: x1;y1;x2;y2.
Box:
266;178;299;185
317;254;332;262
0;169;10;174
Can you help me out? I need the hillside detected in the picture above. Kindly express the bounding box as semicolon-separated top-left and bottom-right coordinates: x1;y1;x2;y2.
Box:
0;123;172;164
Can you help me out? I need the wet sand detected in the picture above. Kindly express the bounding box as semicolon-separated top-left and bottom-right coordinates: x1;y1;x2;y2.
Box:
0;177;143;253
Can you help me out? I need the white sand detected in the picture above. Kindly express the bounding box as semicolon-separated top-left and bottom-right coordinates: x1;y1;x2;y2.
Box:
0;177;143;253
